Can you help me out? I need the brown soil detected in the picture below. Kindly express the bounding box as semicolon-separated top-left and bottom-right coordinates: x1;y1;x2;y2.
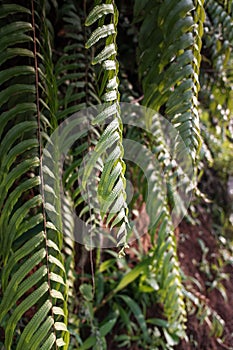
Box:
175;212;233;350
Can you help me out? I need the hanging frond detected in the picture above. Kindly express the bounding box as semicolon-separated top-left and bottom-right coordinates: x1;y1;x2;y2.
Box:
200;0;233;127
0;2;69;348
54;1;103;252
124;129;187;341
1;1;232;349
148;192;187;341
55;0;100;122
85;1;129;249
136;0;205;163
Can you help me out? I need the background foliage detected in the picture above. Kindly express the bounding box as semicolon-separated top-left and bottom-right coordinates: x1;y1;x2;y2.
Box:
0;0;233;349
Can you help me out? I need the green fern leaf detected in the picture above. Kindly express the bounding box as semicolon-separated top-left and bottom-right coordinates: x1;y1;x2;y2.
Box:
29;316;55;350
92;43;116;65
137;0;205;162
0;3;69;348
16;300;52;350
39;333;56;350
85;4;114;26
85;24;115;48
0;4;30;17
84;1;130;248
5;282;49;349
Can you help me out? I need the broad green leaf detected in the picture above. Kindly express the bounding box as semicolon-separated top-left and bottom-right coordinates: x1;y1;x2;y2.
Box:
147;318;169;328
78;314;118;350
114;259;149;293
79;284;93;301
99;259;116;272
118;295;149;340
99;316;118;337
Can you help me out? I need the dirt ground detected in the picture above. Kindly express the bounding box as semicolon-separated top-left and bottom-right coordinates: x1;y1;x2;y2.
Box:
175;212;233;350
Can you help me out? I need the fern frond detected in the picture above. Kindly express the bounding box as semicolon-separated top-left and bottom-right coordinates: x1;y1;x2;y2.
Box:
85;1;129;248
0;2;69;348
123;129;187;340
137;0;205;162
55;0;100;122
145;149;187;340
85;3;114;26
201;0;233;126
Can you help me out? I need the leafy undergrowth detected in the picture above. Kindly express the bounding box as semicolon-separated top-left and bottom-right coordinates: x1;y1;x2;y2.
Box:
71;207;233;350
1;211;232;349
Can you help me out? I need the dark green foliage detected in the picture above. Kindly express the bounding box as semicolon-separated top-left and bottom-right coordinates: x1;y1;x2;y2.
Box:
0;1;232;349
